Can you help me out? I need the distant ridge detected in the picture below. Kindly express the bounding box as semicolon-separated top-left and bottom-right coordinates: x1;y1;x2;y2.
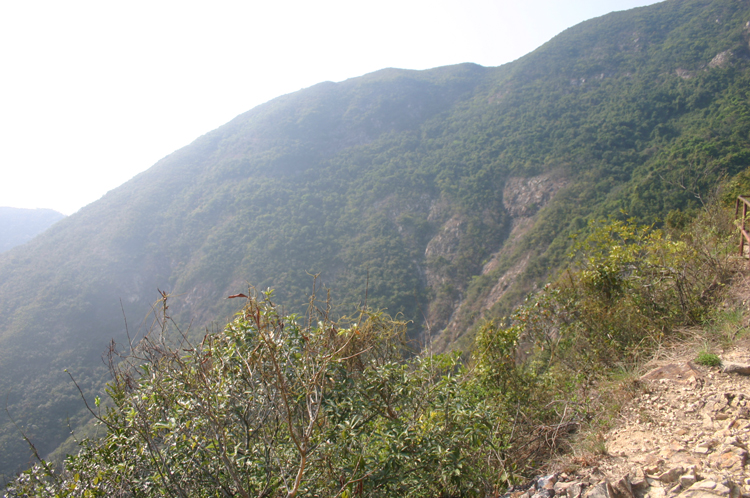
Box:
0;207;65;253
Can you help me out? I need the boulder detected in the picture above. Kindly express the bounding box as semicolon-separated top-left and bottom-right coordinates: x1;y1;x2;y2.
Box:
678;480;737;498
585;482;610;498
721;364;750;376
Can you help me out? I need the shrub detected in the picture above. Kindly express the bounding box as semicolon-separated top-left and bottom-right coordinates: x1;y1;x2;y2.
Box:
6;290;509;497
695;351;721;367
7;208;738;497
501;209;737;379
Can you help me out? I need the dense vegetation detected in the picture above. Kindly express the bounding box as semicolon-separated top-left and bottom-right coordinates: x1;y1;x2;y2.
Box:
3;0;750;482
5;200;739;496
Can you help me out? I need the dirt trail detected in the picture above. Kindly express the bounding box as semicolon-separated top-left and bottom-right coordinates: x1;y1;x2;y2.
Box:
509;343;750;498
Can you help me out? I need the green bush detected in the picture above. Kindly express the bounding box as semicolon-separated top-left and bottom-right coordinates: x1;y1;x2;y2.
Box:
7;291;510;497
500;209;737;378
696;351;722;366
6;208;739;497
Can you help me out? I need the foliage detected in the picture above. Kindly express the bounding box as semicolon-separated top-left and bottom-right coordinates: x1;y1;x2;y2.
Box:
695;351;722;366
6;292;511;497
496;210;737;379
6;206;741;496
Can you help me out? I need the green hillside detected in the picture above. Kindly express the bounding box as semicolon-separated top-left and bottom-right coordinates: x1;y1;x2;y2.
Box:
2;0;750;482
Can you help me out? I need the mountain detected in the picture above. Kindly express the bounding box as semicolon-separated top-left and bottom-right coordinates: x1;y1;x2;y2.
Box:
4;0;750;481
0;207;65;253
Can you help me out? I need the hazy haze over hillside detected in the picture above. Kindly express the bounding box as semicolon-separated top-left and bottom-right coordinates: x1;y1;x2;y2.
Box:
0;0;660;215
0;207;64;253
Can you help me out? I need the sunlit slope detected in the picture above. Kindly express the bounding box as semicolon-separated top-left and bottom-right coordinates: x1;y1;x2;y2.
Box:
3;0;750;480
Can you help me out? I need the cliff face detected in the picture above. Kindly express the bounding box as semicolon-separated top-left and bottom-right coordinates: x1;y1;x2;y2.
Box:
426;170;569;352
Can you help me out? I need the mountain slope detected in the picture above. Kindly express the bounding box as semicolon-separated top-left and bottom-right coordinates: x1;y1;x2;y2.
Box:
0;207;65;253
3;0;750;481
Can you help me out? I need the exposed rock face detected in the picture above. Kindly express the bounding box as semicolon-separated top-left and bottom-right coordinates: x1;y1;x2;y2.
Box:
426;171;569;350
503;173;567;218
424;214;466;288
477;171;568;312
482;253;532;311
709;51;733;69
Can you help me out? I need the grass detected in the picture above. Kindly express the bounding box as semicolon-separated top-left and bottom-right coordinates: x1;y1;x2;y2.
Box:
695;351;722;367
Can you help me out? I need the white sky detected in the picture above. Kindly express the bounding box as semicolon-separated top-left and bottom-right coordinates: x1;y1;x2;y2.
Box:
0;0;661;215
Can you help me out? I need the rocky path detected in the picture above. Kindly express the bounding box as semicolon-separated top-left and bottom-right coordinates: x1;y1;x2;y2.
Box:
507;344;750;498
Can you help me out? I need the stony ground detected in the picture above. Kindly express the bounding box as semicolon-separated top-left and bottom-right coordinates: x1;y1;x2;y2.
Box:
506;342;750;498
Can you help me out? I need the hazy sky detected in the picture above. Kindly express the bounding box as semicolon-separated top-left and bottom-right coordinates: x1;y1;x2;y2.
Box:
0;0;661;215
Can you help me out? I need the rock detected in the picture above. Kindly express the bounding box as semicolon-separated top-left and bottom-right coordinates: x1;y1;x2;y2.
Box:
720;480;740;498
585;482;610;498
567;482;585;498
721;363;750;376
641;363;703;384
708;447;747;471
709;50;733;69
645;464;662;475
528;475;557;498
531;490;554;498
502;174;566;218
679;480;735;498
658;467;684;483
555;482;573;495
680;474;697;488
724;436;746;450
721;437;734;446
555;345;750;498
647;487;667;498
609;476;635;498
630;468;649;491
537;475;558;490
694;445;711;455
